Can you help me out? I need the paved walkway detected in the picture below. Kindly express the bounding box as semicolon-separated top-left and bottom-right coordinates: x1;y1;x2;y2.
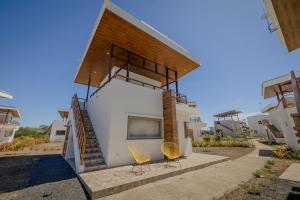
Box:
279;163;300;182
99;140;272;200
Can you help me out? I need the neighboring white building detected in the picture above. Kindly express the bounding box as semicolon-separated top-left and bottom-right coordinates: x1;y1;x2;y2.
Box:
62;1;205;173
261;71;300;150
213;110;243;137
246;114;270;137
49;109;69;142
0;106;20;144
0;91;20;144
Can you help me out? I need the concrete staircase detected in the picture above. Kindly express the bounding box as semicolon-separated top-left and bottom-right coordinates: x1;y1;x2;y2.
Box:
81;110;106;172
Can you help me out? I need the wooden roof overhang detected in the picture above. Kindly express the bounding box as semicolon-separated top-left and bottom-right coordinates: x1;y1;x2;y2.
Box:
74;1;201;87
262;71;300;99
264;0;300;52
0;105;20;118
58;109;69;119
213;110;241;118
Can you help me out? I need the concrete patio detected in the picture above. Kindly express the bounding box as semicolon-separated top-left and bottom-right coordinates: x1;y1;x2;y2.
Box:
279;163;300;182
78;153;229;199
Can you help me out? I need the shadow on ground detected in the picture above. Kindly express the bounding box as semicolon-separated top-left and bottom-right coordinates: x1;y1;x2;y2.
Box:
0;154;88;200
258;149;276;157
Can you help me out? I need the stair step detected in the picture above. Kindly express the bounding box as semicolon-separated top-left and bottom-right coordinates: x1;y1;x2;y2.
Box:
84;158;104;166
84;164;107;172
85;152;102;159
86;143;98;148
85;147;99;153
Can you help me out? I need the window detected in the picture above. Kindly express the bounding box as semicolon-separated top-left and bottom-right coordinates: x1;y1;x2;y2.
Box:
56;130;66;136
127;116;162;139
4;130;13;137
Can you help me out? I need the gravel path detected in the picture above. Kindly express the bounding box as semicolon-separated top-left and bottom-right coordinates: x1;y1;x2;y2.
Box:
0;154;87;200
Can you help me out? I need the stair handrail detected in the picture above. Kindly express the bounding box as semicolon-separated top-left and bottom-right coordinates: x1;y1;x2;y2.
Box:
62;121;71;156
72;94;87;164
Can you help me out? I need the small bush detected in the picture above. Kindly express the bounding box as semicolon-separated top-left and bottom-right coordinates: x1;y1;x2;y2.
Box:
267;160;275;165
247;186;260;195
253;170;263;178
273;147;292;159
264;164;272;169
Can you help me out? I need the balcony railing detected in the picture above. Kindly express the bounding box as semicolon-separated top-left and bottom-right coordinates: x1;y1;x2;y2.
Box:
0;119;19;125
90;69;189;104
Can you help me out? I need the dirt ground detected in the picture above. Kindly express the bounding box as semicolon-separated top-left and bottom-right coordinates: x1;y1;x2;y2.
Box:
220;159;300;200
0;142;63;157
193;146;255;160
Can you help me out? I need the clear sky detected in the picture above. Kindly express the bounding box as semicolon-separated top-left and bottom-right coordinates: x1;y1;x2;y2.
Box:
0;0;299;127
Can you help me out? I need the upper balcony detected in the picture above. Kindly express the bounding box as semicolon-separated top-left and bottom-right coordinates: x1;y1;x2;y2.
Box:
0;105;20;126
73;1;201;107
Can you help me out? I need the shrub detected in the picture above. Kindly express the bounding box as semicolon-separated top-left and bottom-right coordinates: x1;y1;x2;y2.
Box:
264;164;272;169
267;160;275;165
253;170;263;178
290;150;300;160
273;147;292;159
247;186;260;195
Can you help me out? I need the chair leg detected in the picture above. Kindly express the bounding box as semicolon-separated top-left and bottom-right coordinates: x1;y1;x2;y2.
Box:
147;163;151;171
165;159;169;168
131;163;135;173
177;160;182;169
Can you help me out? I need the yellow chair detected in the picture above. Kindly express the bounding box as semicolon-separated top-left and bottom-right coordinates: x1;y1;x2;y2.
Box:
128;144;151;175
161;142;182;168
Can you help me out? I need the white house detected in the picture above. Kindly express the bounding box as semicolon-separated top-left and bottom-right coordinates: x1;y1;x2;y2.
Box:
0;91;20;144
246;114;270;137
213;110;243;137
49;109;69;142
261;71;300;150
62;0;205;173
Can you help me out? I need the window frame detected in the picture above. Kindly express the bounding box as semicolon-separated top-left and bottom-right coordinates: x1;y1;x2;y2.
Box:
56;130;66;136
127;115;163;140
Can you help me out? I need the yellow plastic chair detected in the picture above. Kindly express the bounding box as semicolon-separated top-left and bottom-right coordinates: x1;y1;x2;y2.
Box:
161;142;182;168
128;144;151;175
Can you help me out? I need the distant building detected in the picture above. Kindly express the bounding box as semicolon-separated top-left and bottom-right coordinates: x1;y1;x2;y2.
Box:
0;91;20;144
246;114;269;137
213;110;243;137
49;109;69;142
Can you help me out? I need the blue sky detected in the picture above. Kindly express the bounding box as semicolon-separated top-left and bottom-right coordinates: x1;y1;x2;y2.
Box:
0;0;299;127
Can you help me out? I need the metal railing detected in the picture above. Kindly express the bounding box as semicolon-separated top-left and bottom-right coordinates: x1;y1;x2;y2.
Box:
72;94;87;164
175;92;188;104
0;119;19;125
89;69;189;104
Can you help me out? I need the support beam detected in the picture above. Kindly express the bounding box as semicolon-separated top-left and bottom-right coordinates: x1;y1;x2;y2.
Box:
276;92;280;103
175;71;179;96
166;67;169;90
278;84;287;108
108;44;114;81
86;75;91;102
291;71;300;113
126;52;130;82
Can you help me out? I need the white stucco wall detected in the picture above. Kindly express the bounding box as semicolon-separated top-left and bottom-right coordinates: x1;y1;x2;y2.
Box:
0;125;18;144
247;115;269;137
88;78;164;167
49;120;67;142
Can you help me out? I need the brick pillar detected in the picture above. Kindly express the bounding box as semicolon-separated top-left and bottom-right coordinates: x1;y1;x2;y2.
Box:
163;90;179;145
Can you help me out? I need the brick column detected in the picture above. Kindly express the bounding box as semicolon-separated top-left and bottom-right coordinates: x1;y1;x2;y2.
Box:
163;90;179;145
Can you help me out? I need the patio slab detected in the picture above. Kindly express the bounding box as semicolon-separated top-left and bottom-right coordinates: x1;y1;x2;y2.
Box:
279;163;300;182
78;153;229;199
